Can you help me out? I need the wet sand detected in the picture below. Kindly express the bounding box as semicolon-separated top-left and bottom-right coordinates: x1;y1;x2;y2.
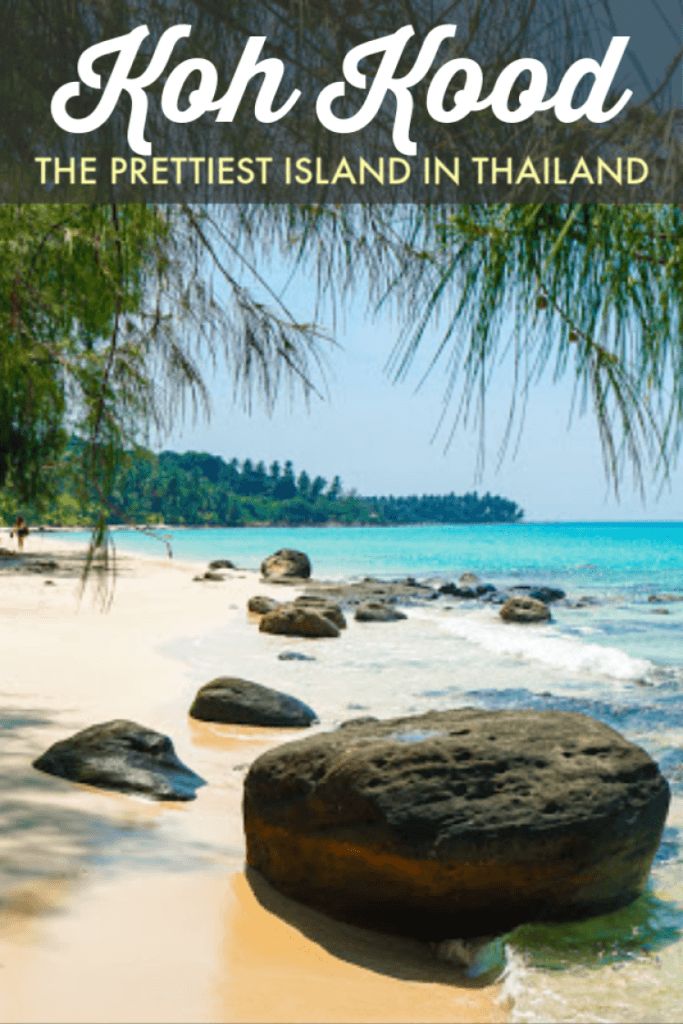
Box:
0;538;505;1024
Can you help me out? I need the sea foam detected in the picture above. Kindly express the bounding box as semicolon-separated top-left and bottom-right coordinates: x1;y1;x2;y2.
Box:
417;608;653;682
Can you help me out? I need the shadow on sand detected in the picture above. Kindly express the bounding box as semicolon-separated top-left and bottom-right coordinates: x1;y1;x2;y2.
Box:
244;865;493;987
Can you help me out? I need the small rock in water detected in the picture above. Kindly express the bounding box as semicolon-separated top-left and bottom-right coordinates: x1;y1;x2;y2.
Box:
33;720;205;801
278;651;316;662
354;601;407;623
648;593;683;604
500;596;551;623
190;677;317;728
510;585;566;604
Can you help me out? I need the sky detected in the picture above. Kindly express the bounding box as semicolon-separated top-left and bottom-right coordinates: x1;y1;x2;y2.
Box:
164;270;681;523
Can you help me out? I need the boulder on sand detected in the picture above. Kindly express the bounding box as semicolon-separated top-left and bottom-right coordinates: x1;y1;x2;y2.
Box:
500;596;551;624
209;559;236;570
244;709;670;938
261;549;311;581
260;605;340;639
33;720;205;801
248;595;280;615
355;601;407;623
190;677;317;727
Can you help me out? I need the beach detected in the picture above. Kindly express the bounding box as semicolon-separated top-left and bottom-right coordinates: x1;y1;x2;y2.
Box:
1;525;682;1023
0;537;504;1024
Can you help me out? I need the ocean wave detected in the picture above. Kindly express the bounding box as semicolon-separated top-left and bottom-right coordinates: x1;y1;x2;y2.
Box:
421;608;653;682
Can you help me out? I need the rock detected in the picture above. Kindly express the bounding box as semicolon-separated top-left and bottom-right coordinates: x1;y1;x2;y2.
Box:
293;596;346;630
458;572;481;587
260;606;340;639
261;549;311;581
196;571;226;582
278;651;316;663
652;608;670;615
248;595;281;615
337;716;379;729
303;577;439;608
190;677;317;728
440;581;497;599
244;709;670;939
24;559;59;574
510;585;566;604
33;720;205;801
648;593;683;604
500;596;551;623
209;559;236;570
354;601;408;623
0;547;18;559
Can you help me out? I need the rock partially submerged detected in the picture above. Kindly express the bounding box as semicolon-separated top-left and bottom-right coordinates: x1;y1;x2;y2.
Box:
190;677;317;727
34;720;205;801
260;605;340;639
648;593;683;604
500;596;551;623
244;709;670;938
209;559;236;570
261;549;311;581
510;584;566;604
440;582;496;599
278;651;316;663
354;601;407;623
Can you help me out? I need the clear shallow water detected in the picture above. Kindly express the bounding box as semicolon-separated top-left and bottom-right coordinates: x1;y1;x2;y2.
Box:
65;521;683;594
71;522;683;1021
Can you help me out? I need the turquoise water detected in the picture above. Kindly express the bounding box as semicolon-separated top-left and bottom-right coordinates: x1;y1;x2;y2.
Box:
62;520;683;1021
69;520;683;592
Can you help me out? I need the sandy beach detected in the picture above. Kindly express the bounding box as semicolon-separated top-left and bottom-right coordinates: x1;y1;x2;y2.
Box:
0;537;504;1024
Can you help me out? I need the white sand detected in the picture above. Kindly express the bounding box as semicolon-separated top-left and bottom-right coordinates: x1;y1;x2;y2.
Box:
0;537;504;1024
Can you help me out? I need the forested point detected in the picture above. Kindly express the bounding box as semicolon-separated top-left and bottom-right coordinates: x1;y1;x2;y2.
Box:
0;447;523;527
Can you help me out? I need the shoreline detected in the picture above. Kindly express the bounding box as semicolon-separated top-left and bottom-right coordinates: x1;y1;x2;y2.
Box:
0;538;505;1024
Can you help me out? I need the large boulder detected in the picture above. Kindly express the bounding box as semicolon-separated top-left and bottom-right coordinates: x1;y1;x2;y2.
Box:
261;549;311;581
33;720;205;801
500;596;551;623
355;601;407;623
244;709;670;938
260;605;340;639
190;677;317;728
248;595;280;615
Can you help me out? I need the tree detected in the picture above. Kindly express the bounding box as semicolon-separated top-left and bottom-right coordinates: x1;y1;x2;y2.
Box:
1;202;680;567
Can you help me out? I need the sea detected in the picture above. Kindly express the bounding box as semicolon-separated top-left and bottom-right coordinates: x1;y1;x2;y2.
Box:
64;521;683;1023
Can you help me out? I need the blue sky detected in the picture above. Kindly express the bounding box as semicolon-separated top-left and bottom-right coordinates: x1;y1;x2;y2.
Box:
165;274;681;523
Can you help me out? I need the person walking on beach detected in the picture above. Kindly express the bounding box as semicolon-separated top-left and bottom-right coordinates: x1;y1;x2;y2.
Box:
11;516;29;552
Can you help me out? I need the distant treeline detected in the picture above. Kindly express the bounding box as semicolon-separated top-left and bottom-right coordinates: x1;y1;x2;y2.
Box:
0;448;524;527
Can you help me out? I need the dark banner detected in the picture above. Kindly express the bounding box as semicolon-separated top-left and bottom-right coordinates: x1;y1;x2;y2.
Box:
1;0;680;203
